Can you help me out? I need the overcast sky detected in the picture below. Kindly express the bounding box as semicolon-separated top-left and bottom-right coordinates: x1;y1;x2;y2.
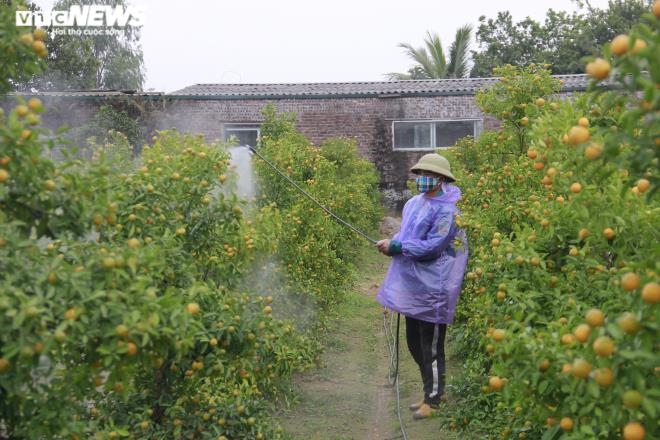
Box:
34;0;613;92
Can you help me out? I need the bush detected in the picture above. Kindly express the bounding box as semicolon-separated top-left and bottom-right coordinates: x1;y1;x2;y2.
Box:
74;105;144;155
256;105;383;313
0;1;45;94
0;8;384;435
444;9;659;439
0;123;319;438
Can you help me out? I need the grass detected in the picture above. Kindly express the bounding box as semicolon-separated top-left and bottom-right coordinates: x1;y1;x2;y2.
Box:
278;247;471;439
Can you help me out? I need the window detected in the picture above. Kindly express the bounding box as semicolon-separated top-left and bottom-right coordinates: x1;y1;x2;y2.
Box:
392;119;482;150
223;124;260;147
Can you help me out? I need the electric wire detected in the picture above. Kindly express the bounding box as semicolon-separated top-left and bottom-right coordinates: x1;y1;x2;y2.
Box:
247;146;378;244
383;312;408;440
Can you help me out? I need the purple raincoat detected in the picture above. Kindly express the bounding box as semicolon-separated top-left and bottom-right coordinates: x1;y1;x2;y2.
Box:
376;184;468;324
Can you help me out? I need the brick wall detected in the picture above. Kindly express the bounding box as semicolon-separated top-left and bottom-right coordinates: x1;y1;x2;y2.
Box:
2;93;507;208
160;95;498;207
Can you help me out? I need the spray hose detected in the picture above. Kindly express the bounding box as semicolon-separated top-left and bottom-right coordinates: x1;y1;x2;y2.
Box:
247;146;378;244
384;312;408;440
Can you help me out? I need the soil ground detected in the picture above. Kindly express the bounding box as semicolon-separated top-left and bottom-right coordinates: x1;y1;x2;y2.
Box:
278;249;470;440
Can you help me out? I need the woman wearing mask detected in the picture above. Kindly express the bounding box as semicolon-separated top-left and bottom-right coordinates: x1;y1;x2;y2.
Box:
375;153;468;420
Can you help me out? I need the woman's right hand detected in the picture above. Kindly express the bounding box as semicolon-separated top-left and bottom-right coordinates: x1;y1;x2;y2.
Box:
375;239;391;255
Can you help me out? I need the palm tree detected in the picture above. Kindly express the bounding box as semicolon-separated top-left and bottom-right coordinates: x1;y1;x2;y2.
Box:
387;25;472;80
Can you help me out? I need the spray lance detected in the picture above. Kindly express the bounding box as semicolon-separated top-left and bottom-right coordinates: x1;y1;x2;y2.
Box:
246;146;378;244
248;146;407;439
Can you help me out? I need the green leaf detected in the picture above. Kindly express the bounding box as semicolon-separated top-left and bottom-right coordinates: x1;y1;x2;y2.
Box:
579;424;595;435
618;350;656;361
542;425;560;440
641;397;658;419
606;322;623;339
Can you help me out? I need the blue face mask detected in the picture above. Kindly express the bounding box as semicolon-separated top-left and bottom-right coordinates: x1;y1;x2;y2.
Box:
415;175;441;193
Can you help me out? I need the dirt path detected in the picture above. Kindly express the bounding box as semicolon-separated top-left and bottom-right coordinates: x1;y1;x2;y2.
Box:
279;250;465;440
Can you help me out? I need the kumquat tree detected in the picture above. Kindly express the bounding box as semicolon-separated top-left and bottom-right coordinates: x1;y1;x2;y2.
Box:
442;5;659;440
2;0;659;438
0;3;383;439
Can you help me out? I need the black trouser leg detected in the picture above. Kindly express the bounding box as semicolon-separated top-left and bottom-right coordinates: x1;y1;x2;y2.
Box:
405;316;424;369
405;316;447;406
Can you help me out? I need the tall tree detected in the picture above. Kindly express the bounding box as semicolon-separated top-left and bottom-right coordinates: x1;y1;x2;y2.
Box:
19;0;145;91
387;25;473;80
470;0;649;77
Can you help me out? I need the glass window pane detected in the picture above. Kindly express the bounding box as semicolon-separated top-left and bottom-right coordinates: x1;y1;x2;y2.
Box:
434;121;474;147
394;122;432;149
224;124;260;147
414;124;431;148
226;130;258;147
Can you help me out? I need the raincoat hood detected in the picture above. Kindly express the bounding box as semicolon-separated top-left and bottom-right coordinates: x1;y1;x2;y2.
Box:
376;184;468;324
434;183;461;204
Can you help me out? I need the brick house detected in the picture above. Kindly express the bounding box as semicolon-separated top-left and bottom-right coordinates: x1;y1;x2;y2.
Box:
7;75;590;207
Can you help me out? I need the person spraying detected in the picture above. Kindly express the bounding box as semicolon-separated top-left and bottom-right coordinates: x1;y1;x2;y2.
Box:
375;153;468;420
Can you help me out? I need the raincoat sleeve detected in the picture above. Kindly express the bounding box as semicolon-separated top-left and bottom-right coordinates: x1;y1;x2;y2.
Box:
390;199;408;242
399;209;457;261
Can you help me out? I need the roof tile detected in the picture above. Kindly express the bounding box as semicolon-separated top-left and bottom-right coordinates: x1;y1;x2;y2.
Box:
9;75;594;99
170;75;591;98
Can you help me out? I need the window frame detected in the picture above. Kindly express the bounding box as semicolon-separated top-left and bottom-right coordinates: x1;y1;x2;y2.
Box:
391;118;482;151
222;123;261;147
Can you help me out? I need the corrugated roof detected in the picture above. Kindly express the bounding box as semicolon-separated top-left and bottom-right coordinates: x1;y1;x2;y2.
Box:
9;90;164;98
170;74;591;98
7;75;593;99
